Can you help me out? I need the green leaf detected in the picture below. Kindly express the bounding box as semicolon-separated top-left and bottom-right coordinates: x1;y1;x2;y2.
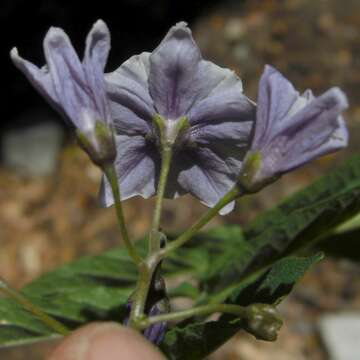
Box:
0;241;210;348
225;253;324;306
0;250;136;348
242;155;360;272
0;299;55;347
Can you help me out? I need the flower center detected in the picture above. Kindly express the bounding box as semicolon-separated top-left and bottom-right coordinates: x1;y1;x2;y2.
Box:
146;114;191;153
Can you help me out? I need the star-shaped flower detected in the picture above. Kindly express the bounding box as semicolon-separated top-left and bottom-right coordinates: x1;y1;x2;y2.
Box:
11;20;115;166
101;22;256;214
239;65;349;191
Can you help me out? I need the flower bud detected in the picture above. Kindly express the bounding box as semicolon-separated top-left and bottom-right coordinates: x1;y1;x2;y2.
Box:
244;304;283;341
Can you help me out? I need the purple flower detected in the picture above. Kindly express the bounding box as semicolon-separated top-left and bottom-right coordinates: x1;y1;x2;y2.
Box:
239;65;349;191
100;22;255;214
11;20;115;165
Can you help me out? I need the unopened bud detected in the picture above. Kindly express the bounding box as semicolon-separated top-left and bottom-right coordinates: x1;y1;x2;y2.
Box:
244;303;283;341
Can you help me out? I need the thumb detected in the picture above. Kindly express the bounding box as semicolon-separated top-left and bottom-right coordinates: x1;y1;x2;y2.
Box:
48;322;166;360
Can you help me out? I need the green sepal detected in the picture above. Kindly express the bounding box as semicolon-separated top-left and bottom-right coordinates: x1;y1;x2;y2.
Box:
152;114;190;149
76;121;116;168
238;151;279;193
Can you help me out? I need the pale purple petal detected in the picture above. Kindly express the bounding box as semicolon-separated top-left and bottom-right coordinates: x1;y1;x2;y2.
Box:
252;65;303;149
106;52;155;126
84;19;110;71
43;27;96;129
188;90;255;127
99;135;158;205
187;61;255;126
252;66;349;182
149;22;202;119
10;48;63;115
185;62;242;120
187;61;243;114
192;120;253;144
109;101;152;136
106;53;154;136
83;20;112;123
278;87;348;172
191;120;253;174
177;148;236;214
11;20;111;132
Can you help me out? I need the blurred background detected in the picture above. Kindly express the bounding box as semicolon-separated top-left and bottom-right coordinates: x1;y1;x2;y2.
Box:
1;0;360;358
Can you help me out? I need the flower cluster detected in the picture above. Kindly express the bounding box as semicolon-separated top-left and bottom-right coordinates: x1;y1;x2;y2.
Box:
11;20;348;213
10;19;350;346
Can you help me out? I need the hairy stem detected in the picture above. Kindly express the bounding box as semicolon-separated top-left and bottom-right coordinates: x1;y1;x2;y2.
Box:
127;145;172;328
138;302;283;342
149;147;173;253
129;147;172;328
161;185;243;256
104;166;142;265
128;255;161;329
0;280;69;336
138;303;247;328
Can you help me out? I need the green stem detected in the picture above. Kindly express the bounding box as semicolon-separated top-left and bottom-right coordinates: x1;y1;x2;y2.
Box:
138;302;283;342
128;255;160;329
138;303;247;328
149;147;173;253
128;147;172;328
161;185;243;256
104;166;142;265
0;280;69;336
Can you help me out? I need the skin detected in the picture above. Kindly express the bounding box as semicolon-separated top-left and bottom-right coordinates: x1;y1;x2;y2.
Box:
48;322;166;360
